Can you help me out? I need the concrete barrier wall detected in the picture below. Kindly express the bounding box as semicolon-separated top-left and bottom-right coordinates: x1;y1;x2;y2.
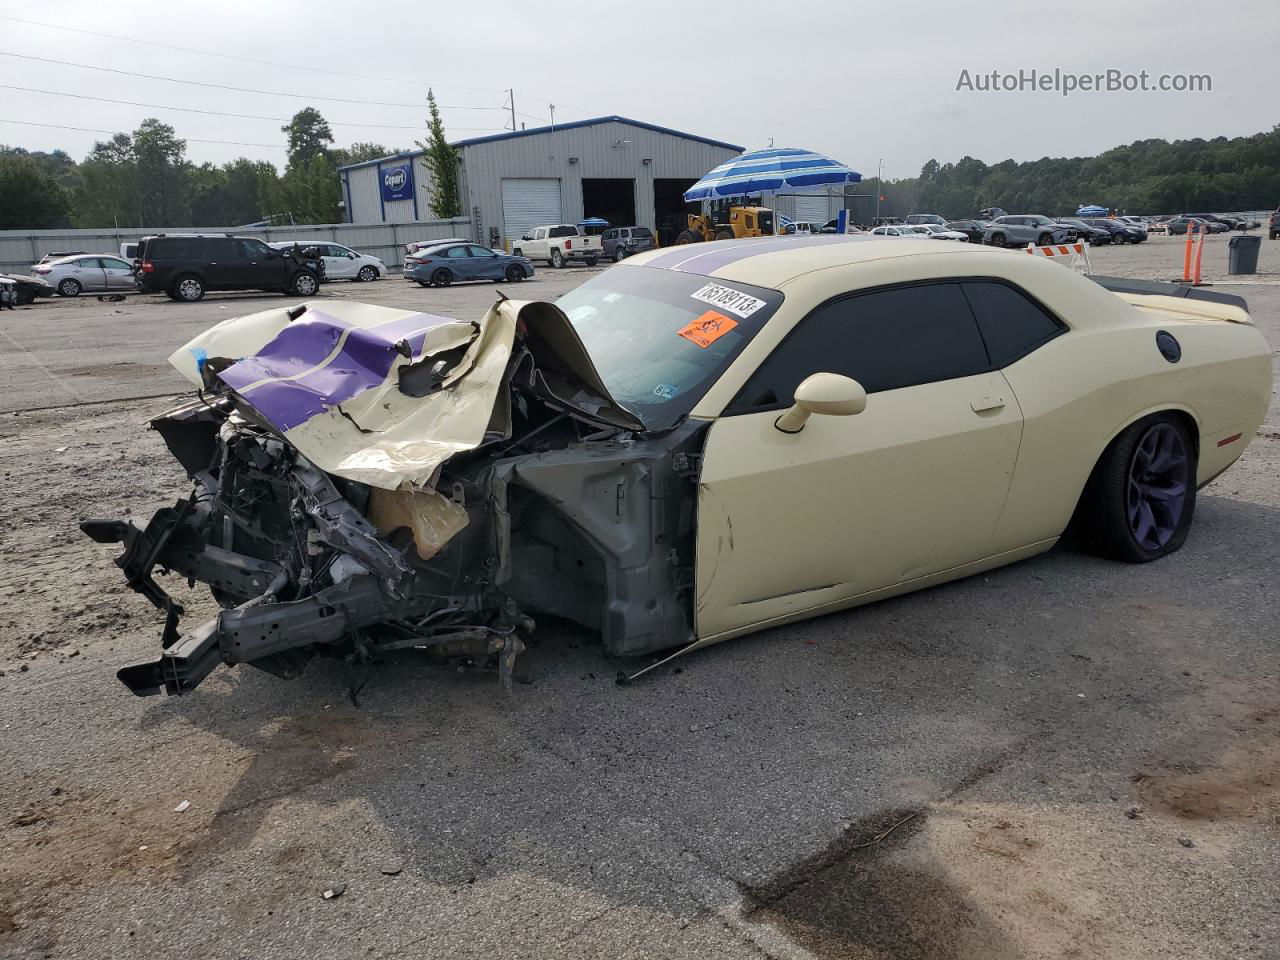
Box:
0;218;475;274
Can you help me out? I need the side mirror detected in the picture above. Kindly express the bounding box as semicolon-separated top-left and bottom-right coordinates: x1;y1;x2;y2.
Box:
775;373;866;434
521;234;532;241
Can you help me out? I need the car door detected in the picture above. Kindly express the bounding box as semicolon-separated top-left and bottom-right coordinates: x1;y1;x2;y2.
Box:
524;228;547;260
440;245;476;281
324;244;357;280
69;257;108;291
98;256;135;290
205;238;247;288
694;281;1024;639
239;238;286;289
466;245;503;279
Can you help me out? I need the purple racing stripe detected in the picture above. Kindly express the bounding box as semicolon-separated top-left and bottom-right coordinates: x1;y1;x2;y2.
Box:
226;309;461;431
218;315;347;390
645;234;870;276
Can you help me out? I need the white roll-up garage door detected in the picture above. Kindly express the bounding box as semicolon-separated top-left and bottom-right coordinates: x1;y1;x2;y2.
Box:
501;179;563;247
793;194;830;224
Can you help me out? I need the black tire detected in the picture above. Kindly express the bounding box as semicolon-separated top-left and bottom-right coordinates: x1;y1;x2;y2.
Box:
585;257;599;267
715;229;735;241
675;230;701;245
15;287;35;305
57;277;82;297
172;275;204;302
290;271;319;297
1076;412;1197;563
1036;233;1051;246
431;268;453;287
504;264;525;282
613;246;627;262
988;232;1007;247
550;249;565;269
357;265;378;282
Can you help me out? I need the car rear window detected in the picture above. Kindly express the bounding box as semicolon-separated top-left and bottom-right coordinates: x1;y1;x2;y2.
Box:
549;226;578;238
631;227;653;238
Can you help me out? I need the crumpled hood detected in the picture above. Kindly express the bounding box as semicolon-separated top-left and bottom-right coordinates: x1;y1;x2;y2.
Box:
168;298;640;490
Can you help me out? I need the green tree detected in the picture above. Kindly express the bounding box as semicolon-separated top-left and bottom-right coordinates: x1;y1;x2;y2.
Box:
417;89;461;218
133;119;189;224
331;142;395;167
280;153;342;223
282;108;334;168
0;151;71;228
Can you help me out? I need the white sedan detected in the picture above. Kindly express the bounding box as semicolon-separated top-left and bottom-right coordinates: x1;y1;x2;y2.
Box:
917;223;971;242
268;241;386;282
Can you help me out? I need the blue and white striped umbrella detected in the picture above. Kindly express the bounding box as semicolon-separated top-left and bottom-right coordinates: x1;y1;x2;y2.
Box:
684;147;861;201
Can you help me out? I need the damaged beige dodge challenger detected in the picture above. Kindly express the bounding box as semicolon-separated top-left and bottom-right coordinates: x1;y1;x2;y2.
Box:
82;236;1272;696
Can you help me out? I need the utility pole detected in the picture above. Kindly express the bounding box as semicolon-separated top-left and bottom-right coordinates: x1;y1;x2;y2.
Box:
875;158;883;222
549;103;556;132
507;89;517;131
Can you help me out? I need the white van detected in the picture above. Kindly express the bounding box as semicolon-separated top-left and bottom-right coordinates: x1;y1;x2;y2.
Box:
120;242;139;261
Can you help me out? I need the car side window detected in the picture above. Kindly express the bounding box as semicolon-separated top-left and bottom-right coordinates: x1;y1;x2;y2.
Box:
444;245;471;258
206;238;237;259
961;280;1064;367
101;257;130;269
467;245;494;257
729;282;991;412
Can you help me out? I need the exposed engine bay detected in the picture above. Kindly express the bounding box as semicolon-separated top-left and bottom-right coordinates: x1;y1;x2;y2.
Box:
82;298;705;697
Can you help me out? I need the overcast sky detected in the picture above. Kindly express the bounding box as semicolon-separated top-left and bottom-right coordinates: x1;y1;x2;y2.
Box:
1;0;1276;178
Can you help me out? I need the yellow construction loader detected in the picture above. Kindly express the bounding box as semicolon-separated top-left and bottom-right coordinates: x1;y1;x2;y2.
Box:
676;203;776;243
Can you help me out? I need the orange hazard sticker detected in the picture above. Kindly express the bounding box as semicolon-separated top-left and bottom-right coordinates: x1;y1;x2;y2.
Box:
678;311;738;348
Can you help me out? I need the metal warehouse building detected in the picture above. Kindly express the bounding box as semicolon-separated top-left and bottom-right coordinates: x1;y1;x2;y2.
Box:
338;116;746;249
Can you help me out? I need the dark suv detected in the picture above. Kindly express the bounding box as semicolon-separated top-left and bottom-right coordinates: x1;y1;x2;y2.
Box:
136;234;325;302
600;226;655;262
1268;208;1279;240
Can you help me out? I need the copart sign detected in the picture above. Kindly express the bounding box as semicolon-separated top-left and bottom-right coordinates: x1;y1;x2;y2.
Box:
380;162;414;202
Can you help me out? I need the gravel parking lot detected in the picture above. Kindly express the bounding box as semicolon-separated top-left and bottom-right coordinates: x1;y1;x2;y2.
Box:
2;236;1277;960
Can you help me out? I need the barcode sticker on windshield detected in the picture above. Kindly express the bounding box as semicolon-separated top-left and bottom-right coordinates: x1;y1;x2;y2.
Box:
690;283;766;318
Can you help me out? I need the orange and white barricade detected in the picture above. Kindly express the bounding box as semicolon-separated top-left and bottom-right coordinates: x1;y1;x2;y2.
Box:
1024;241;1092;274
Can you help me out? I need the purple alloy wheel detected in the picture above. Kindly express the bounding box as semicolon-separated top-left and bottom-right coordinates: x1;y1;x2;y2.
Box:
1127;422;1189;551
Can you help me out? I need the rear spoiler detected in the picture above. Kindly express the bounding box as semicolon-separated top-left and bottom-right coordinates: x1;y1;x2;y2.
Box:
1089;275;1248;312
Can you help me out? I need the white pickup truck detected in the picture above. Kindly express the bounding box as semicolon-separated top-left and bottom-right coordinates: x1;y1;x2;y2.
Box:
513;224;602;268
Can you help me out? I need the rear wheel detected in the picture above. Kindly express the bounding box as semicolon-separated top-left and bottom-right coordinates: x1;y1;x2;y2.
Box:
988;232;1007;247
613;246;627;262
504;264;525;282
357;265;378;282
715;229;734;241
173;275;204;302
1077;413;1197;563
675;230;701;244
431;268;453;287
57;277;82;297
550;249;564;269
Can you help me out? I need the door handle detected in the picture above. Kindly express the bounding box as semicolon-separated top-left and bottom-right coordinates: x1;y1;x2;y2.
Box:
970;396;1006;413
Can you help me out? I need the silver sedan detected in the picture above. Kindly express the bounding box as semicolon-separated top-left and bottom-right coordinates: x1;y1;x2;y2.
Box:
33;254;136;297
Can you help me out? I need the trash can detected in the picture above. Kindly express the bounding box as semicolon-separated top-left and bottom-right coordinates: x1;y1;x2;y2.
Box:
1228;234;1261;275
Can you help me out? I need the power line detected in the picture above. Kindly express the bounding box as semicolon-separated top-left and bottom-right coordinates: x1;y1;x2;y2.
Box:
0;51;511;111
0;118;286;149
0;15;507;96
0;84;503;132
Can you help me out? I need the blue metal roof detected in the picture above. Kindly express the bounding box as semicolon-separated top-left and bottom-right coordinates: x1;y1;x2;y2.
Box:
336;116;744;172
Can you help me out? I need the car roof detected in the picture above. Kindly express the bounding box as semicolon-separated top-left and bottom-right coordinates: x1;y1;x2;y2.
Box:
623;233;1018;288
